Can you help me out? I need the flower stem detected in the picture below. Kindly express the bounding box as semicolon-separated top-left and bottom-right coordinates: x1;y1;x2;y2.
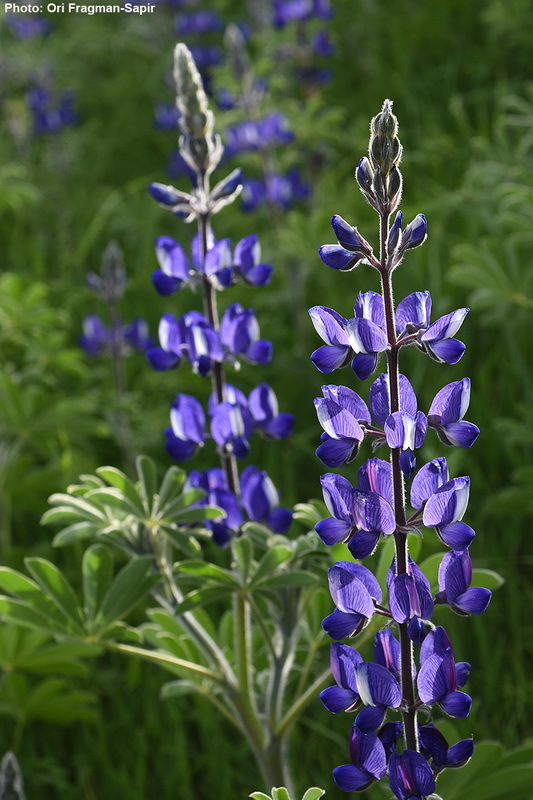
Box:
378;210;419;754
197;210;241;498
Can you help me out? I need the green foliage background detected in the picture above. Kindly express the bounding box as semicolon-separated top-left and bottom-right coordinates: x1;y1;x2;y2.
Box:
0;0;532;796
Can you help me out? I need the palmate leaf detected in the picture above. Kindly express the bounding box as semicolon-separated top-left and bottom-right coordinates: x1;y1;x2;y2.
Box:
93;556;159;635
95;466;146;514
25;558;85;631
82;544;114;625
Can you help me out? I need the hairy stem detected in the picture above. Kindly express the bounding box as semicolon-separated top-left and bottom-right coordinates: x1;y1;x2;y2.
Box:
197;210;241;498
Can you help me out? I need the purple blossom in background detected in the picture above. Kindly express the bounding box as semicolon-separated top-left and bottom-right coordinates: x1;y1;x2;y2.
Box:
224;113;294;156
310;100;490;796
174;9;224;35
27;86;78;135
6;13;51;38
241;169;310;212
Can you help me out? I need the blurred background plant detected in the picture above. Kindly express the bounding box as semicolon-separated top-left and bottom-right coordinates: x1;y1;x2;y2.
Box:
0;0;532;797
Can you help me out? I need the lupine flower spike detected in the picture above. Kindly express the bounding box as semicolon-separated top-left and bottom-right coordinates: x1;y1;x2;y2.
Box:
148;45;293;544
310;100;490;797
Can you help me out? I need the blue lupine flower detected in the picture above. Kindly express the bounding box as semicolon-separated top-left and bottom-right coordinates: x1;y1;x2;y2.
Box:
373;629;401;678
314;384;371;466
185;468;243;546
154;102;181;130
187;44;223;70
388;750;435;800
241;169;309;212
419;724;474;772
436;549;492;615
323;561;382;640
147;310;224;376
240;466;292;532
81;315;152;357
428;378;480;448
417;626;472;718
319;216;375;272
309;303;388;378
369;372;417;425
387;211;427;259
421;476;476;550
387;557;434;624
312;29;334;57
233;234;273;286
152;236;191;296
210;400;254;459
248;384;294;439
273;0;332;27
332;724;386;792
220;303;272;365
320;643;363;713
165;393;205;461
353;661;402;731
225;113;293;156
27;87;78;135
396;291;469;364
7;13;52;38
175;9;224;35
384;407;427;477
410;456;449;511
316;473;357;547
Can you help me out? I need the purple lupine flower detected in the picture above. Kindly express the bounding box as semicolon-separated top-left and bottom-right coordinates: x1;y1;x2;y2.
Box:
165;393;206;461
80;315;112;357
369;372;417;425
387;211;427;259
273;0;332;27
185;468;243;546
124;319;154;353
319;216;375;273
248;384;294;440
220;303;272;365
154;103;181;130
410;456;449;511
322;561;382;640
387;557;434;624
384;407;427;477
187;44;223;70
350;291;386;379
332;725;386;792
7;13;52;38
312;29;334;57
320;643;363;713
147;312;183;371
436;550;492;615
417;626;472;718
27;87;78;135
314;384;371;466
428;378;480;448
233;235;273;287
174;9;224;34
210;400;254;459
419;724;474;772
225;113;293;156
316;473;357;547
353;661;402;732
373;629;401;677
81;316;151;357
396;290;469;364
309;305;388;377
240;466;292;532
422;476;476;550
182;311;225;375
241;169;310;212
152;236;191;296
388;750;436;800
